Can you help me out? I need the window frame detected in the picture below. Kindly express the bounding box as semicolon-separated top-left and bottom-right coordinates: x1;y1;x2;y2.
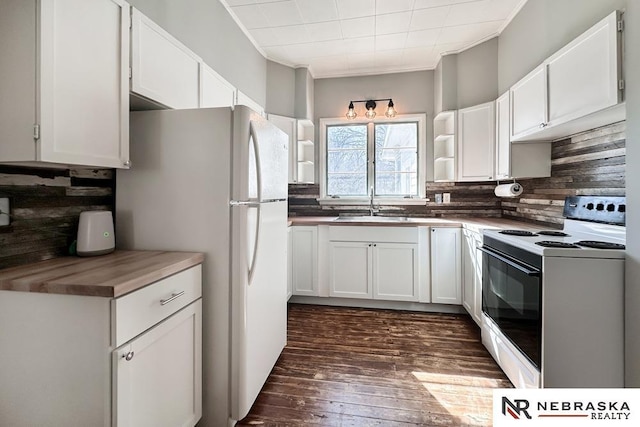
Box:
319;113;427;205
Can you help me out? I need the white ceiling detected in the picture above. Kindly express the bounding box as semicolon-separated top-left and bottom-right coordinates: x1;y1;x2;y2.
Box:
220;0;527;78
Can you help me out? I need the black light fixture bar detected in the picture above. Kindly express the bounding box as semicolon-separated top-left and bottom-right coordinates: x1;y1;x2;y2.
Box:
346;98;397;120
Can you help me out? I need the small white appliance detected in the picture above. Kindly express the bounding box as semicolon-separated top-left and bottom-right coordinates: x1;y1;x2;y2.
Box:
77;211;115;256
115;106;288;426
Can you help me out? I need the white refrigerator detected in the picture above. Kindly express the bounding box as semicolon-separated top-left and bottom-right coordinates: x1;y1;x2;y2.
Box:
116;106;288;426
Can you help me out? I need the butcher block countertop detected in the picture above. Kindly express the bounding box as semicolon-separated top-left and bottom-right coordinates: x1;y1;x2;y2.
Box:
0;251;205;298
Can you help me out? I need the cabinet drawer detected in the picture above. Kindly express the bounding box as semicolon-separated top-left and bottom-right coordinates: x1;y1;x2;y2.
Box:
328;226;418;243
114;265;202;346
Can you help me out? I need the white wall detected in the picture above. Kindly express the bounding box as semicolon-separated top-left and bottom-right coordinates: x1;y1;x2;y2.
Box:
623;0;640;387
128;0;267;106
266;61;295;117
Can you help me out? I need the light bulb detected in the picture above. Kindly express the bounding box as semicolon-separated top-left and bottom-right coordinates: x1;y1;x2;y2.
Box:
365;108;376;119
385;100;396;118
346;101;357;119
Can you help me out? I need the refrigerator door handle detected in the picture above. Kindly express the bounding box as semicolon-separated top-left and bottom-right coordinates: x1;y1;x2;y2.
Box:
230;198;286;206
247;204;261;286
249;122;263;202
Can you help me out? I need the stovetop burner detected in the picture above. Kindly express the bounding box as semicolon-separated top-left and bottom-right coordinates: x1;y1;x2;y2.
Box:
500;230;538;236
538;230;570;237
576;240;626;250
535;241;580;248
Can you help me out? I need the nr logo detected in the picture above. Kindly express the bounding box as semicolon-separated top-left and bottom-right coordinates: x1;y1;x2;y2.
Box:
502;397;532;420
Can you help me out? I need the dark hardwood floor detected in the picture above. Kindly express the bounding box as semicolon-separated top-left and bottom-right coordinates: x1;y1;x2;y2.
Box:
238;304;512;426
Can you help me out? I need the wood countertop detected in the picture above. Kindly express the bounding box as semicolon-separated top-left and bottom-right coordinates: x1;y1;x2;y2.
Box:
0;251;205;298
288;216;543;232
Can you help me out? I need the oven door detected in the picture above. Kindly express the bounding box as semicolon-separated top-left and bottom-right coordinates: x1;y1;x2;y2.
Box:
480;243;542;369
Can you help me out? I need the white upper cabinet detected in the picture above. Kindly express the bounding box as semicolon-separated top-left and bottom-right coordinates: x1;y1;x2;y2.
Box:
131;8;201;110
495;91;511;179
495;91;551;179
267;114;297;183
199;63;236;108
510;64;547;141
457;101;495;181
236;90;265;116
546;11;622;126
0;0;130;169
510;10;624;142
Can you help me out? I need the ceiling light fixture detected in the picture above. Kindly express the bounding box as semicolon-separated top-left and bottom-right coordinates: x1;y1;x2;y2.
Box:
345;99;397;120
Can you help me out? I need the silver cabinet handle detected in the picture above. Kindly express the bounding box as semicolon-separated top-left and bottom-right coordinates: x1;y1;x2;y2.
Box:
160;291;185;306
123;351;134;361
123;160;131;167
539;122;548;128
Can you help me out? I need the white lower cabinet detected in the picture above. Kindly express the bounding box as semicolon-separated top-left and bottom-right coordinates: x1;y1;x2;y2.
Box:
329;241;372;298
327;226;420;302
0;264;203;427
431;228;462;305
462;229;483;325
114;300;202;427
290;226;318;296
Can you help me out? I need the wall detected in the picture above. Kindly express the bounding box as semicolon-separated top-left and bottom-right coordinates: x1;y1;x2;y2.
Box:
295;67;314;121
314;70;434;179
457;38;499;108
433;55;458;114
498;0;627;92
0;167;114;269
266;61;295;117
128;0;267;106
624;0;640;387
502;122;626;227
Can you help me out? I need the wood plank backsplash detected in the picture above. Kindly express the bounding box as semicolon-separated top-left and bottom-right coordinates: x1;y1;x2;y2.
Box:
289;121;626;227
502;121;625;227
0;166;114;269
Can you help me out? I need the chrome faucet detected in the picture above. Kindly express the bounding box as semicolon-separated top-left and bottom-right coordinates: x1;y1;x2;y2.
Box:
369;186;378;216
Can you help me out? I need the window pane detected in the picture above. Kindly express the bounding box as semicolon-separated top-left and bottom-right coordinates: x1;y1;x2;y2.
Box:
327;124;368;196
375;123;418;196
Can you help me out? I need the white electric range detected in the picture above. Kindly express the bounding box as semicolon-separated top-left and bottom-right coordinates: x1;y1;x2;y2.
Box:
480;196;626;389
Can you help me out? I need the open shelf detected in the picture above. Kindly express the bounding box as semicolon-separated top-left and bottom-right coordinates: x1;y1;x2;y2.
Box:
433;110;457;182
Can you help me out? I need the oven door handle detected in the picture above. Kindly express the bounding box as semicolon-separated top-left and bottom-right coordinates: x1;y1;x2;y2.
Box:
479;246;541;277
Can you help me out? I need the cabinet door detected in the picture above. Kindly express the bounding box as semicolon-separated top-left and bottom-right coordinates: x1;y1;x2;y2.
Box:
329;241;372;299
457;101;495;181
373;243;419;301
131;8;200;109
462;230;482;325
199;63;236;108
291;226;318;296
510;64;547;140
547;11;621;127
236;90;265;116
39;0;130;168
495;91;511;179
114;300;202;427
268;114;298;183
431;228;462;305
287;227;293;299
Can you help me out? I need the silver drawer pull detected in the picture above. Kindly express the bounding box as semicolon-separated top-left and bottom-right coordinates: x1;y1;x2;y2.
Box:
160;291;185;306
123;351;134;361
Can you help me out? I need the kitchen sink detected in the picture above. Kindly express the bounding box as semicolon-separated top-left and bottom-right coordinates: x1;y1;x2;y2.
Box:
333;216;411;222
